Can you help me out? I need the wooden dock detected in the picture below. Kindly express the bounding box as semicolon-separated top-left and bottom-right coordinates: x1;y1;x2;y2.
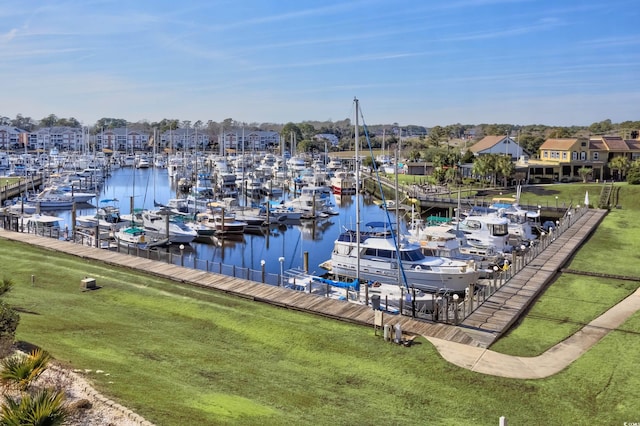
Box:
0;208;607;348
459;208;608;346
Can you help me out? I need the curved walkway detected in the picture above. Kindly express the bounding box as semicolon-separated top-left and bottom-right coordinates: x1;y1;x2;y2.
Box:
425;287;640;379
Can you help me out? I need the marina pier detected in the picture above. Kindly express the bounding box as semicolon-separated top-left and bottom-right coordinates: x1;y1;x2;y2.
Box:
0;206;607;349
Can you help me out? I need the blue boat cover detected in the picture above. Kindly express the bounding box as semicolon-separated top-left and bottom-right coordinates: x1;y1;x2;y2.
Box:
311;277;359;290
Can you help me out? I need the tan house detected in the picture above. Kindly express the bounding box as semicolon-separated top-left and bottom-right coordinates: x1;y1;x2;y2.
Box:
526;136;640;182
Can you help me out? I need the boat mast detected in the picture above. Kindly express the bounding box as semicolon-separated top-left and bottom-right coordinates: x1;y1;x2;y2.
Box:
395;143;401;287
354;97;361;290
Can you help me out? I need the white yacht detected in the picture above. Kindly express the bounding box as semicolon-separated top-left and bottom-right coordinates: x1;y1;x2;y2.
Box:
322;223;480;294
76;200;130;230
125;209;198;244
28;187;96;209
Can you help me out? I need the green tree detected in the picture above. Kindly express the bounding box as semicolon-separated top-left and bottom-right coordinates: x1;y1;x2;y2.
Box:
428;126;445;147
608;156;630;181
626;160;640;184
517;134;545;157
578;167;593;183
408;150;421;161
39;114;58;127
547;127;572;138
495;155;515;187
281;123;303;151
589;119;613;135
471;155;494;186
299;123;316;140
461;149;474;163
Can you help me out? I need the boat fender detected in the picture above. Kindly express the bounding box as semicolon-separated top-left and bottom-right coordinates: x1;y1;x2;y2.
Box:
415;265;422;271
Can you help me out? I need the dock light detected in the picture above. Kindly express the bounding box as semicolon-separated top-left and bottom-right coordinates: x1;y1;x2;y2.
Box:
452;293;459;324
179;244;185;266
278;256;285;286
261;259;266;283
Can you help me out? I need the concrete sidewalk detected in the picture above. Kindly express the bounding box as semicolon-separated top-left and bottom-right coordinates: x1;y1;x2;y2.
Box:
425;287;640;379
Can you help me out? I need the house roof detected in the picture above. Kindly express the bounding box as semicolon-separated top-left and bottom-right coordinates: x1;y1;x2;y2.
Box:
626;139;640;150
602;136;630;151
539;138;578;150
470;136;506;153
589;139;607;150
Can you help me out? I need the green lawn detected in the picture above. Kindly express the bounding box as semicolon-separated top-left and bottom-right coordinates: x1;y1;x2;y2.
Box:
1;183;639;425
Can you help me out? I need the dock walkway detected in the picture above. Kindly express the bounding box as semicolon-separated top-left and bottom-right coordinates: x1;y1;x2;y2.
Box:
0;209;611;351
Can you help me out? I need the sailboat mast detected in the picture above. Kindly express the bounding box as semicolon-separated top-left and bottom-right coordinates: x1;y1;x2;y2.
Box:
354;97;361;286
395;143;401;285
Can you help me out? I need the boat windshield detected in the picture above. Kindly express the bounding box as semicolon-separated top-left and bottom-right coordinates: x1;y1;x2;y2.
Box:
400;249;425;261
488;223;509;236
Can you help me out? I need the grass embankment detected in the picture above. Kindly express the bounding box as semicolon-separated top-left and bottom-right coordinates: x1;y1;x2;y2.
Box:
1;183;639;425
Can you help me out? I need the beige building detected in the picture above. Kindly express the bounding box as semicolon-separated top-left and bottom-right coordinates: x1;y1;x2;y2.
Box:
524;136;640;182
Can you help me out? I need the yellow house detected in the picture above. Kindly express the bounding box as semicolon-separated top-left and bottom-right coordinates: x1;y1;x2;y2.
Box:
525;136;640;182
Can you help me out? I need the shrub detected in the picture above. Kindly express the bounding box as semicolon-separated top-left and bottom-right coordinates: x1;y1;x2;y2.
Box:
0;349;51;391
0;302;19;358
1;388;67;426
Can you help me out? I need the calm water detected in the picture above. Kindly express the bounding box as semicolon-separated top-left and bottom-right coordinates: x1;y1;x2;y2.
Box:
50;167;407;275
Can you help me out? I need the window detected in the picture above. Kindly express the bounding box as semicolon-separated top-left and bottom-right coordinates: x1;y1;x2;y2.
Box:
562;152;567;160
580;151;586;160
593;152;599;161
543;151;548;158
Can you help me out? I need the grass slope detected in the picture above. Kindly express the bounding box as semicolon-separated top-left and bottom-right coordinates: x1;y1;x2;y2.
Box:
1;183;639;425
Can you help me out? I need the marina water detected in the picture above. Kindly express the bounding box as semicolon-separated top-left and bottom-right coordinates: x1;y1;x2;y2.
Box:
51;167;405;276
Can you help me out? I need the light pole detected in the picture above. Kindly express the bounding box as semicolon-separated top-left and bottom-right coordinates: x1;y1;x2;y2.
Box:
261;259;266;283
555;196;558;210
179;244;185;267
278;256;285;287
452;293;459;324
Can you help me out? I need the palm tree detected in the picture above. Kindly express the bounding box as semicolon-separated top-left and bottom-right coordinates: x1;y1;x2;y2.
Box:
608;156;630;181
471;155;493;186
495;155;515;187
578;167;593;183
0;349;51;391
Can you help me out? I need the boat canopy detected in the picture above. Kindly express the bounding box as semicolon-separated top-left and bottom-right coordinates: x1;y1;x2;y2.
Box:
311;277;359;290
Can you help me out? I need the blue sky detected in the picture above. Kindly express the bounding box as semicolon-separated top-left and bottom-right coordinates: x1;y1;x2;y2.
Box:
1;0;639;127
